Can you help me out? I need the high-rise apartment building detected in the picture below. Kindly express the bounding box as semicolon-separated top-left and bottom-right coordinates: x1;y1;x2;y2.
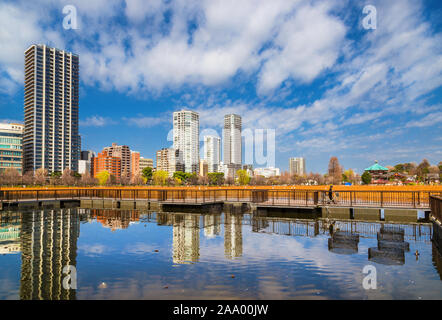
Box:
173;110;199;173
289;157;306;176
139;157;153;171
156;148;184;176
23;44;80;173
223;114;242;177
131;151;140;176
93;150;121;179
0;123;24;174
103;143;130;178
203;135;221;173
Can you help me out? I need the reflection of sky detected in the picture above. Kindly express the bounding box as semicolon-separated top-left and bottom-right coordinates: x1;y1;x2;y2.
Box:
0;210;442;300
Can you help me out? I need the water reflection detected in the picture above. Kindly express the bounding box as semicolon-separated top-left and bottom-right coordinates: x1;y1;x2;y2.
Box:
224;213;243;259
172;214;200;264
20;209;79;300
0;212;21;254
0;208;441;300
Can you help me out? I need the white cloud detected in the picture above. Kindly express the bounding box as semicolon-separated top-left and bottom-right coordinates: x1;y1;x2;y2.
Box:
80;116;116;127
405;111;442;128
257;2;346;94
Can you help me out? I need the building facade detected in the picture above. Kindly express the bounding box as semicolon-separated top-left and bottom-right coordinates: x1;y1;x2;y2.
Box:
0;123;24;174
23;44;80;174
78;160;91;175
199;159;208;177
131;151;140;176
93;150;121;179
254;167;280;178
289;157;306;176
103;143;131;178
173;110;199;173
223;114;242;177
139;157;153;171
203;135;221;173
156;148;184;176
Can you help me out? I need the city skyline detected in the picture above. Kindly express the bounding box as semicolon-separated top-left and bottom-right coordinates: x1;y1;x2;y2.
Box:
0;0;441;174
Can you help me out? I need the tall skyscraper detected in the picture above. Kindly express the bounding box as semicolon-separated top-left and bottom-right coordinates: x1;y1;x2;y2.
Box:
203;135;221;173
0;123;24;174
23;44;80;173
173;110;199;173
289;157;306;176
223;114;242;177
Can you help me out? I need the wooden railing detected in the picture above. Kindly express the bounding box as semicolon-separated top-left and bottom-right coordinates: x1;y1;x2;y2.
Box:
0;188;440;208
430;195;442;222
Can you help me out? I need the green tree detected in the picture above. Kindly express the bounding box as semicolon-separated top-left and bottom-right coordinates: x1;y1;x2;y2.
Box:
96;170;110;186
142;167;153;182
153;170;168;186
361;171;372;185
236;169;250;185
208;172;224;185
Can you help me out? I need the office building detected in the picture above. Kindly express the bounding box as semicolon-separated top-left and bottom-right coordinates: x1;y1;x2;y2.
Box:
0;123;24;174
93;150;121;179
289;157;306;176
173;110;199;173
23;44;80;174
156;148;184;176
103;143;130;178
223;114;242;177
203;135;221;173
139;157;153;171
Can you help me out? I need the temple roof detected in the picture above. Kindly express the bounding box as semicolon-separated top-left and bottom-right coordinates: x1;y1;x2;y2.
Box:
364;161;388;172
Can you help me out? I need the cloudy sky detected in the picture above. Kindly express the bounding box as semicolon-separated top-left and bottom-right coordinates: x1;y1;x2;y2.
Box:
0;0;441;173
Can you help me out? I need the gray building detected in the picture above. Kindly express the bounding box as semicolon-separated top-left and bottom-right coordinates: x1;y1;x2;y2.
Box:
23;44;80;173
289;157;306;176
223;114;242;177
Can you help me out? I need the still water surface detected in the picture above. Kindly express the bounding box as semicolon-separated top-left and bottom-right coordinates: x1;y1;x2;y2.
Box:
0;208;441;300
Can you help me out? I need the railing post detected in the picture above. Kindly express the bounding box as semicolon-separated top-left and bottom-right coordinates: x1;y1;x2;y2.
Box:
381;191;383;208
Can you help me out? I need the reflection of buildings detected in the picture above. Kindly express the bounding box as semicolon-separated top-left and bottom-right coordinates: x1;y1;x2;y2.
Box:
20;209;79;300
224;213;243;259
203;214;221;238
0;212;22;254
91;210;139;231
172;214;200;264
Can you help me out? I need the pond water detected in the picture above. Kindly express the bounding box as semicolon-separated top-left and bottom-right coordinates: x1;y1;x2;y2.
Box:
0;208;441;300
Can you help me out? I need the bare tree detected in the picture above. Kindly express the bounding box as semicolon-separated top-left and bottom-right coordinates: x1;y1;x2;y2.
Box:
120;171;131;186
61;168;76;186
22;171;34;185
130;171;144;185
0;168;21;186
34;168;48;185
328;157;342;184
80;172;96;186
250;175;267;186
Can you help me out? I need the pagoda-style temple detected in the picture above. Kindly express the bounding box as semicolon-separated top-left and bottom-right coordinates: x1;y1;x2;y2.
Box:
364;161;389;183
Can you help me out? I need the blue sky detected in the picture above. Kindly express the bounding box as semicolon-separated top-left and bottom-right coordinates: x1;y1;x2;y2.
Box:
0;0;441;174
